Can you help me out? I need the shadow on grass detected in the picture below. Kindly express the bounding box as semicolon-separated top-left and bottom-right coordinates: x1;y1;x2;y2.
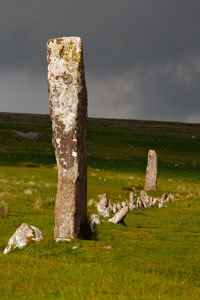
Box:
79;217;98;241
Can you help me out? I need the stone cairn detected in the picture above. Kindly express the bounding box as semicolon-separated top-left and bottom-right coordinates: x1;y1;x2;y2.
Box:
92;191;175;229
145;149;157;190
47;37;88;239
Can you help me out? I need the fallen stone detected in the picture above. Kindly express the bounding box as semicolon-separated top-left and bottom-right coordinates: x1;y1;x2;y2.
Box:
90;214;102;231
108;206;129;224
129;203;135;210
55;238;71;242
3;223;43;254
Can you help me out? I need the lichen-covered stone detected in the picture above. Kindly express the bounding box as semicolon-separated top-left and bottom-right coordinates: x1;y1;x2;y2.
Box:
47;37;88;238
3;223;43;254
90;214;102;232
145;150;157;190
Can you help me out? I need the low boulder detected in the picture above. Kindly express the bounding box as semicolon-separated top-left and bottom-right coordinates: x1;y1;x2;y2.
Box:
3;223;43;254
90;214;102;232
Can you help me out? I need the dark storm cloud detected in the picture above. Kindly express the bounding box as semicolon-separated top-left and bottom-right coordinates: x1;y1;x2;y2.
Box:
0;0;200;121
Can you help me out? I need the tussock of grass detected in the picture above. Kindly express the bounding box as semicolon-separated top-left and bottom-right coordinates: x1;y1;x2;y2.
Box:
0;200;8;218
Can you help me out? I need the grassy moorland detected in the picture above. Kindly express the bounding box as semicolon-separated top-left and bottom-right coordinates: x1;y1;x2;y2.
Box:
0;112;200;299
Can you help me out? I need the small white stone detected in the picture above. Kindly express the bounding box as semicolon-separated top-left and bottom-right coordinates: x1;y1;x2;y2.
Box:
55;238;71;242
72;246;78;249
104;245;111;249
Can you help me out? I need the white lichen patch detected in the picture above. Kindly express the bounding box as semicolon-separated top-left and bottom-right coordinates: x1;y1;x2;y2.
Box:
48;37;83;134
72;151;78;158
56;138;61;145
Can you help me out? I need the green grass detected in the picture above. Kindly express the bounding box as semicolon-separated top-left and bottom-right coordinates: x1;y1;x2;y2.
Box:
0;112;200;299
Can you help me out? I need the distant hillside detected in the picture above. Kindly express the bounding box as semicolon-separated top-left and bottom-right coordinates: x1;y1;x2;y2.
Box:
0;112;200;178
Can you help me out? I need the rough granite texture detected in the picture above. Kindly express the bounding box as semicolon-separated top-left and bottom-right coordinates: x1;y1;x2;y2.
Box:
3;223;43;254
145;149;157;190
47;37;88;238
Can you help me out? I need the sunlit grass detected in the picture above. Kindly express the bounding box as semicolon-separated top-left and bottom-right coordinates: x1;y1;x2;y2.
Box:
0;113;200;299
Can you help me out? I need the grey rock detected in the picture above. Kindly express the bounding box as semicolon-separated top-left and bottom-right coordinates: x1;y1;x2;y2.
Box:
122;201;127;207
108;201;113;213
112;203;117;214
90;214;102;231
97;194;110;217
72;246;79;249
137;197;142;209
152;198;157;206
15;131;38;139
116;203;122;211
168;193;175;202
129;203;136;210
48;37;88;239
140;190;149;204
104;245;111;249
108;206;129;224
161;193;169;203
3;223;43;254
55;238;71;242
129;192;136;204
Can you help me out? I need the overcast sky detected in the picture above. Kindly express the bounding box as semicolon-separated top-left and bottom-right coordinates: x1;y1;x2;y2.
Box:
0;0;200;122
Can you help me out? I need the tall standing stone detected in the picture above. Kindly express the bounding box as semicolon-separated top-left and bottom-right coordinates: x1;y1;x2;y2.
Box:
47;37;87;238
145;149;157;190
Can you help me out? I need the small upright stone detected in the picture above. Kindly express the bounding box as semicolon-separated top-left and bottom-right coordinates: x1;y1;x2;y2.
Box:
97;194;111;217
145;150;157;190
47;37;88;238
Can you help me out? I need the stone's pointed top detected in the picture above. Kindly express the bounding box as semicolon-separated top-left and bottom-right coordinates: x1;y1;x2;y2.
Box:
148;149;156;154
48;36;81;44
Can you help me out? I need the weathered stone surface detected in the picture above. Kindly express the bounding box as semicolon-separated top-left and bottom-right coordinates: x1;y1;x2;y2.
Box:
108;206;129;224
168;193;175;202
161;193;169;203
108;201;113;213
129;203;136;210
121;201;127;207
140;190;149;203
3;223;43;254
112;203;117;214
97;193;110;217
90;214;102;231
47;37;88;238
145;149;157;190
129;192;136;204
116;203;122;211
